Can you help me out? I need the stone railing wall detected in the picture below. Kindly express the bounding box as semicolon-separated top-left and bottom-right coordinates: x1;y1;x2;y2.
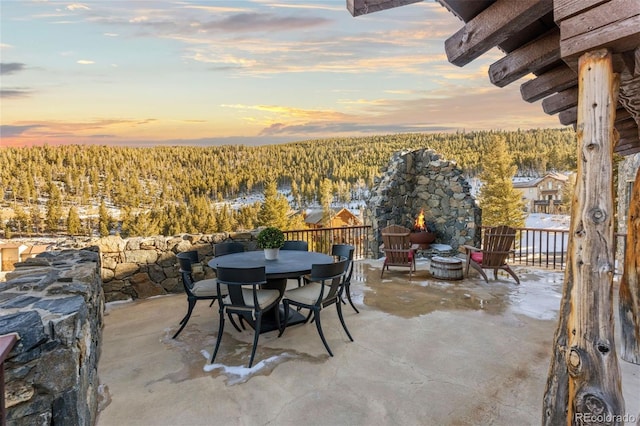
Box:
97;231;257;303
0;249;103;425
365;148;481;256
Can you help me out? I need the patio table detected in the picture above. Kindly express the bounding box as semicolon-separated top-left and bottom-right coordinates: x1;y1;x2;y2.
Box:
208;250;334;332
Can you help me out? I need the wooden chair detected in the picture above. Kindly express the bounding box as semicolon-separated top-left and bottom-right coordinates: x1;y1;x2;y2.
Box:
380;225;418;280
461;225;520;284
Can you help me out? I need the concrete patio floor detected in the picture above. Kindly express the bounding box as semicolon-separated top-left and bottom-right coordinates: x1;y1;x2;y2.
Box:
96;257;640;426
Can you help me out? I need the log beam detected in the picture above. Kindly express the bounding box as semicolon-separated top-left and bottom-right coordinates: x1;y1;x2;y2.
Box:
543;49;624;425
489;28;561;87
542;87;578;114
619;167;640;364
520;65;577;102
444;0;553;67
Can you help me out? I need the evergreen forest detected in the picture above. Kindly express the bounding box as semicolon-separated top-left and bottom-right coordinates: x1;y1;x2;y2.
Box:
0;128;577;237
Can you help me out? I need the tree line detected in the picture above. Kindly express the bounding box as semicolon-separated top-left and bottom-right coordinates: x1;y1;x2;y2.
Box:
0;128;577;238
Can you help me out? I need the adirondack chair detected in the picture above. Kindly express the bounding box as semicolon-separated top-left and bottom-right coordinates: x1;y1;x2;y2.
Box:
380;225;418;280
462;225;520;284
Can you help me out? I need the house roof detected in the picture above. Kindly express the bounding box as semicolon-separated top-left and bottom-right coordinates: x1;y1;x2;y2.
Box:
348;0;640;156
304;208;361;225
513;172;569;188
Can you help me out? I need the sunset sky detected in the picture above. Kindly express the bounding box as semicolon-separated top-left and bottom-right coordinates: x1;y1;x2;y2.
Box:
1;0;564;148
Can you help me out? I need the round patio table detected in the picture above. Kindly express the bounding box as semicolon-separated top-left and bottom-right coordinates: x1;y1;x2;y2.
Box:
208;250;334;332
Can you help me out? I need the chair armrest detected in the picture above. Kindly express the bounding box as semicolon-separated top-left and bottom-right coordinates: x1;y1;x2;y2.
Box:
461;245;480;253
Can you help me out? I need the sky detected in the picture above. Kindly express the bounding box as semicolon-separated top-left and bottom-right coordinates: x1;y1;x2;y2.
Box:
0;0;564;148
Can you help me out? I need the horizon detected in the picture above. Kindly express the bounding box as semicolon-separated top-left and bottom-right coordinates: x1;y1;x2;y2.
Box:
1;0;564;148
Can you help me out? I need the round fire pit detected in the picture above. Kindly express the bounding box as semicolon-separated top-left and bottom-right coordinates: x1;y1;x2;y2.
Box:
409;231;436;249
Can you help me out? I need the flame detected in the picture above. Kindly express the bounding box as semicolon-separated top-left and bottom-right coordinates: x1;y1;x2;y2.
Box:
414;209;426;231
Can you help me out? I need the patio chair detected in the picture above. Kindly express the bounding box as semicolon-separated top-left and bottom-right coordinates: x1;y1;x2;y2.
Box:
331;244;358;313
461;225;520;284
213;242;245;257
173;251;225;339
210;266;281;368
282;240;308;287
278;259;352;357
380;225;417;280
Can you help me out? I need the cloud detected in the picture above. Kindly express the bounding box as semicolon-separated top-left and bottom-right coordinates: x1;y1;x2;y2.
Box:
1;124;44;138
77;60;95;64
200;12;329;33
0;62;26;75
0;88;32;98
67;3;90;11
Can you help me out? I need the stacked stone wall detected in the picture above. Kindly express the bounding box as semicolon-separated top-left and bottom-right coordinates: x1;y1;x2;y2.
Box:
365;148;481;256
97;231;257;302
0;249;103;425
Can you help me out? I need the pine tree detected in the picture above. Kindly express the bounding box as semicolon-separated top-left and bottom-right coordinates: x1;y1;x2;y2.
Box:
477;135;526;228
319;178;334;226
45;183;63;233
257;179;290;229
66;206;82;235
98;200;112;237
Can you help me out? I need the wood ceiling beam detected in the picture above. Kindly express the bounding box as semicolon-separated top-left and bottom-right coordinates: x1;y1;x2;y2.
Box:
542;87;578;114
444;0;553;67
558;0;640;61
490;28;561;87
520;65;577;102
347;0;422;17
615;144;640;155
558;106;577;126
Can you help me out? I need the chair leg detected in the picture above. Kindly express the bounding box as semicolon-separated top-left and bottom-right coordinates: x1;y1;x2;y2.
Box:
210;313;226;364
345;282;359;314
502;265;521;285
336;299;353;341
278;301;290;337
248;314;261;368
172;298;196;339
313;308;333;357
228;313;243;332
468;260;489;283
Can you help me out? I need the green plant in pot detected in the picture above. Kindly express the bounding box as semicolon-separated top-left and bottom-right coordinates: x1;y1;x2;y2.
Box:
257;227;285;260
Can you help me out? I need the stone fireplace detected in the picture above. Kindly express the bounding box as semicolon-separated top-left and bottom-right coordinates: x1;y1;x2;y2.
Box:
364;148;481;257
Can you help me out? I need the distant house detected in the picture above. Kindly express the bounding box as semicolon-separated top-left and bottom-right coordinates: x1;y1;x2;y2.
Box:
0;243;50;271
513;172;570;214
304;208;362;229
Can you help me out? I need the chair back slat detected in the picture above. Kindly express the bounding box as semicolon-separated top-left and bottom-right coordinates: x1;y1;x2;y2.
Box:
381;225;413;266
214;242;245;257
481;226;516;267
282;240;309;251
331;244;355;282
216;266;266;306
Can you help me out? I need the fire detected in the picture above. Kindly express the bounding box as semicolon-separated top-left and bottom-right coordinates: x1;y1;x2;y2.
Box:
413;209;426;231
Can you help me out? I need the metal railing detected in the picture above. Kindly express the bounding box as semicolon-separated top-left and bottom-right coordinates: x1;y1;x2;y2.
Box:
481;226;627;272
284;225;371;259
284;225;626;272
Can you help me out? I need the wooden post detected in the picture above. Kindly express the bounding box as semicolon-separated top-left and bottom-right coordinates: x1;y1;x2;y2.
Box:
619;167;640;364
543;49;625;425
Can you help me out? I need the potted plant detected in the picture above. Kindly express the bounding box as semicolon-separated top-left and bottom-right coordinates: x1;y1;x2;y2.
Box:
257;227;285;260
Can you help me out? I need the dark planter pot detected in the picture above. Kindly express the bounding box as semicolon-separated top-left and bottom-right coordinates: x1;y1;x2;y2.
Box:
409;231;436;249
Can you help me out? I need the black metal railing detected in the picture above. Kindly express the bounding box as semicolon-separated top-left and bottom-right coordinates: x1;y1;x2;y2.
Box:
481;226;627;272
285;225;625;272
284;226;371;259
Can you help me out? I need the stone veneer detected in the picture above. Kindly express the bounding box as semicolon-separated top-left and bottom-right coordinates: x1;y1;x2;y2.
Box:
365;148;481;256
98;232;257;302
0;249;103;425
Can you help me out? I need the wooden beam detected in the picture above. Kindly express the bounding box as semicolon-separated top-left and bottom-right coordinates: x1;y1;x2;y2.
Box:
520;65;577;102
489;28;561;87
615;139;640;153
618;166;640;364
554;0;609;21
444;0;553;67
347;0;422;17
558;106;577;125
616;144;640;155
560;2;640;59
615;107;632;122
543;48;625;425
542;87;578;114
